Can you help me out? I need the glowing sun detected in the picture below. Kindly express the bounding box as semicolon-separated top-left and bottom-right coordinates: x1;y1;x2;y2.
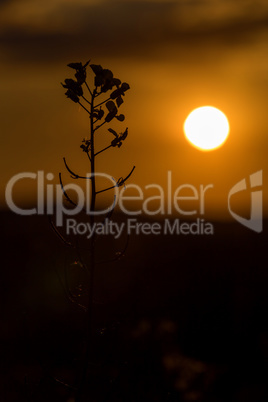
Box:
183;106;229;151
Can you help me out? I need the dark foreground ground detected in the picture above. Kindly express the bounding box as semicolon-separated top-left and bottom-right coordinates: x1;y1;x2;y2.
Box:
1;211;268;401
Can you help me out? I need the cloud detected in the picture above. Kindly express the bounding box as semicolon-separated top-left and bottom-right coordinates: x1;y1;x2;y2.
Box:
1;0;268;63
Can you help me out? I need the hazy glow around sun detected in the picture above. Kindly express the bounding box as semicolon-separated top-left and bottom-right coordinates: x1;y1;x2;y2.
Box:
183;106;229;151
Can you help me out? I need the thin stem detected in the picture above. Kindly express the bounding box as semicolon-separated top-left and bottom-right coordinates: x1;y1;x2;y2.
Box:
82;95;91;106
90;90;97;213
96;184;116;195
64;264;87;311
94;120;107;132
59;173;78;207
75;87;97;401
49;217;96;251
52;259;87;312
119;165;136;184
85;81;93;96
94;90;103;97
95;96;111;108
86;151;91;162
49;376;77;392
63;157;92;179
49;216;75;248
94;144;112;157
78;101;91;115
96;165;135;194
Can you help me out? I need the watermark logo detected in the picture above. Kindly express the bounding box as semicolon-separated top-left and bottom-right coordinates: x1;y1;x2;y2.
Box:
4;170;264;235
4;171;213;227
65;218;214;238
228;170;263;233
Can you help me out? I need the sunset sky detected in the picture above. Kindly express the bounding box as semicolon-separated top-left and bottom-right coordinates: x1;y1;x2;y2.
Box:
1;0;268;220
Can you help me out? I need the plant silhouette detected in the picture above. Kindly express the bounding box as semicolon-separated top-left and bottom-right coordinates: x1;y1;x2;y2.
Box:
50;60;135;401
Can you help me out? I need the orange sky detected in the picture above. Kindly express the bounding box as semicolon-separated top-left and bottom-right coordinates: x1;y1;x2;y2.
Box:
1;0;268;220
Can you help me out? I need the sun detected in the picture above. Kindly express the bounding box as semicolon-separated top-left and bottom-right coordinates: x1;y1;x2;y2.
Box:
183;106;229;151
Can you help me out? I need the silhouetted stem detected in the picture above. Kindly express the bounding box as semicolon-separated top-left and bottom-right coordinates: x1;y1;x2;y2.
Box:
63;157;92;179
82;95;91;106
85;81;92;96
60;63;132;401
96;166;135;194
94;120;107;132
59;173;79;207
95;96;111;108
78;101;91;115
86;152;91;162
90;89;97;212
76;88;97;402
94;144;112;157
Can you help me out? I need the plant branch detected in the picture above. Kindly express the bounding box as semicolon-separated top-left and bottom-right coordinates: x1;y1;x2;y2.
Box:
49;217;96;252
95;97;111;108
49;376;77;392
59;173;79;207
89;89;97;213
85;81;92;96
76;86;97;400
78;101;91;115
94;90;103;97
49;216;75;248
96;165;135;194
64;264;87;311
60;62;133;401
53;262;87;312
94;144;112;157
82;95;91;106
94;120;107;132
63;157;92;179
86;152;91;162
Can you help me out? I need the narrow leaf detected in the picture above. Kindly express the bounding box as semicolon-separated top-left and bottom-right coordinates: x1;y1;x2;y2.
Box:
67;62;83;70
108;128;118;137
83;60;90;68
